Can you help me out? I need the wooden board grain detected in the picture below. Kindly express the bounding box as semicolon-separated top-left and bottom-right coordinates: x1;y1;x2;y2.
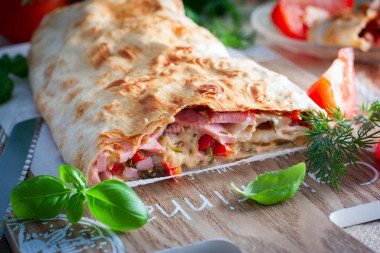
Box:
5;48;380;253
5;153;378;252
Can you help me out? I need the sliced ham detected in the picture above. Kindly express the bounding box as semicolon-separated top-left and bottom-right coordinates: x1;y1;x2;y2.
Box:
150;126;167;139
97;152;108;172
195;123;234;144
175;109;206;124
166;122;184;134
136;157;154;170
120;149;134;163
118;142;134;162
99;170;113;180
210;111;255;125
175;109;234;144
123;167;139;179
91;167;101;184
140;138;164;153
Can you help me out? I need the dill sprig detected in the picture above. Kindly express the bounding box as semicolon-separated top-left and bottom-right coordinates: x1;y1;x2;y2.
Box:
302;101;380;192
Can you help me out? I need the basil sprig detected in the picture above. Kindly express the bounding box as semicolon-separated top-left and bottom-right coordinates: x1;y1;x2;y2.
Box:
231;162;306;205
10;165;148;231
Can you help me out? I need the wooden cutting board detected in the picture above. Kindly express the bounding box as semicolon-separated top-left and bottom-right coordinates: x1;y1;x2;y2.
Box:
5;48;380;253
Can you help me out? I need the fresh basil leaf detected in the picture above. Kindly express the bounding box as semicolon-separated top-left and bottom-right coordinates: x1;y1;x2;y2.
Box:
86;180;148;231
10;176;73;219
58;165;87;191
0;71;14;104
231;162;306;205
9;54;28;78
66;193;85;224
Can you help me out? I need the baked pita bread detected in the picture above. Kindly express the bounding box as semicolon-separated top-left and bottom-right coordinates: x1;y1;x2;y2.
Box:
29;0;320;185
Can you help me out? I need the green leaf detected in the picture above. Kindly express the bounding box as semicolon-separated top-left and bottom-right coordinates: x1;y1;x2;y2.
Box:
231;163;306;205
66;193;85;224
0;70;14;104
0;54;11;72
10;176;73;219
9;54;28;78
58;165;87;191
86;180;148;231
184;6;200;24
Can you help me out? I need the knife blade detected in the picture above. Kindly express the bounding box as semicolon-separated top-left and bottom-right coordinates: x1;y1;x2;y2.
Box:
329;200;380;228
0;118;41;234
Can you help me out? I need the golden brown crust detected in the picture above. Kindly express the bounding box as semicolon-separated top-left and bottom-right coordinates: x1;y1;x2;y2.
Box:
29;0;320;180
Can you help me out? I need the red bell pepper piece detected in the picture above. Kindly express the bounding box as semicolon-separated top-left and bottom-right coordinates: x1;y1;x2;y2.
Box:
132;150;147;164
198;134;213;151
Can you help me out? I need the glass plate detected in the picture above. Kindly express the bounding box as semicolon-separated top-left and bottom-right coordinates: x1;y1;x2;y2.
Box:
250;1;380;62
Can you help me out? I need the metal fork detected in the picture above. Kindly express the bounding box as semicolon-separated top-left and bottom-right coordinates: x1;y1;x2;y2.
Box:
0;124;8;158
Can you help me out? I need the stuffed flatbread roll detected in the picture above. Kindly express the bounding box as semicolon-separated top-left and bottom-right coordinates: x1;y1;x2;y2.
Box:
307;1;379;51
29;0;320;185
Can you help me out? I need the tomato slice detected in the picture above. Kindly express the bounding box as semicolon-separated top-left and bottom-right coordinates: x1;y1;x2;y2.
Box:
132;150;147;164
198;134;213;151
212;142;236;157
307;47;356;118
272;0;354;40
110;163;125;174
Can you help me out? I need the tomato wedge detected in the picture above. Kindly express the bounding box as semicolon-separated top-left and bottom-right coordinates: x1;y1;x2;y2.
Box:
198;134;213;151
307;47;356;118
271;0;354;40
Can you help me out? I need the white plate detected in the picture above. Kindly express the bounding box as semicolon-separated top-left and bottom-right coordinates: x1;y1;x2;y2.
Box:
251;2;380;62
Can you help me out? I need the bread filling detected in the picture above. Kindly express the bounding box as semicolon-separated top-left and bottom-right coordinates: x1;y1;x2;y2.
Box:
90;108;307;183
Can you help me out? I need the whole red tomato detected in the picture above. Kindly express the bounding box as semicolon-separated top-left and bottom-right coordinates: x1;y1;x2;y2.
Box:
0;0;70;43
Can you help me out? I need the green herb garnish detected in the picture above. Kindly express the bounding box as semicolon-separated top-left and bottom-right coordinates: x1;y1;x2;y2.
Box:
231;162;306;205
184;0;256;49
205;147;213;156
175;141;183;147
10;165;148;230
303;102;380;192
172;147;184;153
0;54;28;104
220;131;229;135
